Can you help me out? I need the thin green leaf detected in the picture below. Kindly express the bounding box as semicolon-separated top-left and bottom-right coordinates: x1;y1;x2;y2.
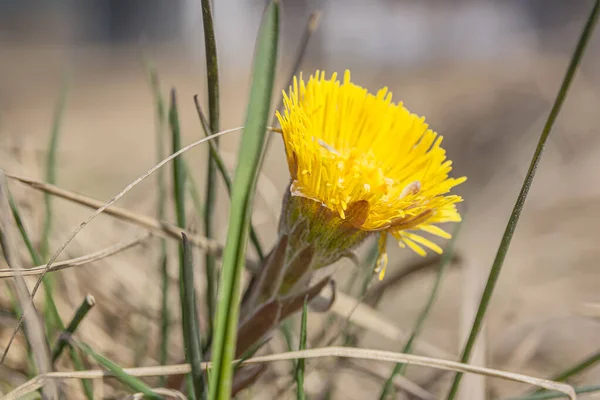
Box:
51;295;95;400
380;223;461;400
548;349;600;383
8;188;62;340
295;297;309;400
445;2;600;399
41;72;69;261
507;384;600;400
7;189;91;389
203;162;218;337
169;90;186;232
39;69;67;338
521;349;600;396
201;0;221;338
7;190;94;398
146;62;171;378
158;249;169;370
186;375;198;400
145;62;205;379
0;179;58;396
51;294;95;362
234;336;271;372
182;233;206;400
193;97;265;262
170;90;203;400
7;194;45;269
208;2;279;399
201;0;219;134
76;342;163;400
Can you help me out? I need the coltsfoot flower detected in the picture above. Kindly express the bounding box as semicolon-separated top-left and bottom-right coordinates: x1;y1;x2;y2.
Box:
276;70;466;280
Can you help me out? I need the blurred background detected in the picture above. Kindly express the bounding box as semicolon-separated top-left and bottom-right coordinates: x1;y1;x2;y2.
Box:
1;1;600;399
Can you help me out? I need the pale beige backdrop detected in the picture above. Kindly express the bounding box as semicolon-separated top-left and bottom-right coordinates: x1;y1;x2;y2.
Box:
1;1;599;399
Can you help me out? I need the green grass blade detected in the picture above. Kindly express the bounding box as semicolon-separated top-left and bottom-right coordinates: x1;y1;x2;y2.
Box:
170;90;203;399
145;60;205;224
193;97;265;262
52;295;95;400
7;191;94;398
41;73;69;261
295;297;308;400
169;88;188;386
76;342;163;400
158;249;169;367
208;2;279;399
182;233;206;399
7;194;45;269
233;336;271;372
203;143;218;337
519;349;600;397
548;349;600;384
445;2;600;399
195;99;217;337
66;346;94;400
146;62;205;375
7;191;62;330
507;384;600;400
8;185;62;338
39;71;67;342
201;0;220;130
380;223;461;400
201;0;221;338
51;294;95;362
169;87;186;249
145;61;171;383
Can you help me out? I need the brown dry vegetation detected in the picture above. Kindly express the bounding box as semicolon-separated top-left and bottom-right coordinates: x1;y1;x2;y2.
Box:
1;12;600;399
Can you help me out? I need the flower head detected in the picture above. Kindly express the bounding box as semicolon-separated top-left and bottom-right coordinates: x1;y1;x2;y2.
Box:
276;70;466;279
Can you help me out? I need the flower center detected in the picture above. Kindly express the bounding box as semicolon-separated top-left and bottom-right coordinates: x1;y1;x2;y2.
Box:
318;138;391;190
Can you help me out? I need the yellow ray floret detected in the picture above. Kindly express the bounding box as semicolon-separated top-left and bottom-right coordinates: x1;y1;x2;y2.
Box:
276;70;466;277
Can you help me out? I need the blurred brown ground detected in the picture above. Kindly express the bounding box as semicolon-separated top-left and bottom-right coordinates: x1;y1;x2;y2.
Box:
1;1;600;399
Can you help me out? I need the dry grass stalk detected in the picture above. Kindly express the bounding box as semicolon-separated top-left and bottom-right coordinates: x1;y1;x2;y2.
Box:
0;233;150;279
0;127;245;369
4;172;221;254
0;172;58;399
127;388;186;400
5;346;576;400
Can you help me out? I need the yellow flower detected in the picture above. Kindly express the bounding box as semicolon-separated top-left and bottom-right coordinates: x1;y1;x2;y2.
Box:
276;70;466;279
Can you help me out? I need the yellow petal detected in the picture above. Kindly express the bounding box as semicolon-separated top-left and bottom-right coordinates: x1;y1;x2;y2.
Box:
403;232;443;254
419;224;451;239
276;70;466;233
401;237;427;257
